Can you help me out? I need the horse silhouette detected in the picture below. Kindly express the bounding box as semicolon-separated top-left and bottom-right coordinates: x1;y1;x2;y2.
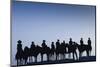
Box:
33;45;42;62
50;42;56;61
55;40;67;60
41;40;51;62
29;41;36;63
15;37;92;65
15;40;24;65
23;46;30;64
67;38;78;60
78;38;92;58
60;40;66;60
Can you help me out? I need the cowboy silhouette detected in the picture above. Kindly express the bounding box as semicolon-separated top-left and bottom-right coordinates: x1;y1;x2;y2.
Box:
15;40;24;65
87;37;92;56
68;38;73;59
56;39;60;60
42;40;47;48
51;42;55;50
17;40;22;51
88;38;91;46
80;38;84;45
69;38;73;45
29;41;36;63
41;40;50;61
56;39;60;48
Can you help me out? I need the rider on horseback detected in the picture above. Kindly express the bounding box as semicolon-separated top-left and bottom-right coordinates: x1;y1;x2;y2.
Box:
16;40;24;65
56;39;60;60
88;38;91;46
87;37;92;56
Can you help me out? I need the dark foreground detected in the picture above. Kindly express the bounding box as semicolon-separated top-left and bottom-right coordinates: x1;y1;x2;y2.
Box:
12;56;96;67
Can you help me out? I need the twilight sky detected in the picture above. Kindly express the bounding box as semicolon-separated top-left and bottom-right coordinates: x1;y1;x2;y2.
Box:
12;1;96;65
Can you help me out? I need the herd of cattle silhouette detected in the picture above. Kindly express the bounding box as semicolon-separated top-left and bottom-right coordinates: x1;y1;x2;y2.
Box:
15;38;92;65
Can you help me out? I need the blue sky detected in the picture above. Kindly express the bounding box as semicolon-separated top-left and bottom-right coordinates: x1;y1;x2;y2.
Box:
12;1;96;65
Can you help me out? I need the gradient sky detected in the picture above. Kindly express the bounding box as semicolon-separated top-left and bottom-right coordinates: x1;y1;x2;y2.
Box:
12;1;96;65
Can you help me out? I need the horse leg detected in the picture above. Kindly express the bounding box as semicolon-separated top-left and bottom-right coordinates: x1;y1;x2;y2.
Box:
36;56;37;62
60;54;61;60
49;54;51;61
41;54;43;62
68;53;71;59
28;57;29;63
34;56;36;62
18;60;20;65
48;54;50;61
59;54;61;60
54;53;55;59
30;56;31;63
75;51;78;60
87;51;89;57
53;53;55;60
61;54;63;60
31;56;33;63
73;52;75;60
47;54;49;61
89;50;91;56
25;58;27;64
57;54;59;60
62;54;64;60
56;54;57;60
35;56;37;62
62;54;65;60
17;60;18;66
19;59;21;65
29;56;31;63
54;53;56;60
21;59;23;65
50;54;52;60
79;52;82;58
31;56;33;62
52;53;53;59
58;54;61;60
